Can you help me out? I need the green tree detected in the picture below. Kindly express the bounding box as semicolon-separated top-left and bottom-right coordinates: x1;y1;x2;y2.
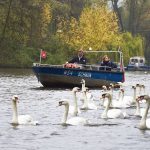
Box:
58;5;120;50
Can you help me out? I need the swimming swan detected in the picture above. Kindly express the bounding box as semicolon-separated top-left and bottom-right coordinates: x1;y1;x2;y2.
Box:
81;87;97;110
59;100;89;126
136;95;150;130
80;79;95;103
11;95;38;125
101;88;130;108
114;87;136;107
69;87;81;116
101;93;128;119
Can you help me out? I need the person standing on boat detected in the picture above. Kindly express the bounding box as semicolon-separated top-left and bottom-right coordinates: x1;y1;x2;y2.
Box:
67;49;87;64
99;55;117;70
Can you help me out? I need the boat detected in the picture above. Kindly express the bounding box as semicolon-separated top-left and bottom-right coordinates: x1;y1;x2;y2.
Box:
126;56;150;71
32;50;125;88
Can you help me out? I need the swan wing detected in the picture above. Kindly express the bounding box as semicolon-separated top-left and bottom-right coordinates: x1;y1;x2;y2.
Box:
69;106;81;115
18;115;38;125
86;92;94;102
107;109;125;119
88;102;98;110
112;100;130;108
122;96;135;106
67;117;88;126
146;119;150;129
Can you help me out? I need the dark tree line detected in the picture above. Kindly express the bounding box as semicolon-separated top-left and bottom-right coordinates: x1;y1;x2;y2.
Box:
0;0;150;67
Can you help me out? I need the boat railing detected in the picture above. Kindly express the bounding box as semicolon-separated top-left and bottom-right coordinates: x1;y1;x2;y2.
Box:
33;63;120;72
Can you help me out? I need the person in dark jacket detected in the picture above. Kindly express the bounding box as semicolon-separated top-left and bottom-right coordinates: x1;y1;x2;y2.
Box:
99;55;117;70
68;49;87;64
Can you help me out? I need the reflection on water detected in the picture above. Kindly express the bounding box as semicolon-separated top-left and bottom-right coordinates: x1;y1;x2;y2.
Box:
0;69;150;150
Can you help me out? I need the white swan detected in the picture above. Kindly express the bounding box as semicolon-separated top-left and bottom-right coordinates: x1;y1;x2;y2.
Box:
101;85;109;107
101;93;128;119
81;79;95;102
11;95;38;125
81;87;98;110
81;79;86;89
136;84;146;96
58;100;89;126
136;95;150;130
116;86;137;107
102;88;130;108
134;96;145;117
69;87;81;116
116;87;136;107
136;84;146;104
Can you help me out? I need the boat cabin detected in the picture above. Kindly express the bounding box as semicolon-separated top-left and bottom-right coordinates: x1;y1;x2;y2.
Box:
129;56;145;66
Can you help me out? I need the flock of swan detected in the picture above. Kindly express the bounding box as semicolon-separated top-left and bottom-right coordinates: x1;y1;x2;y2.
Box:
11;79;150;130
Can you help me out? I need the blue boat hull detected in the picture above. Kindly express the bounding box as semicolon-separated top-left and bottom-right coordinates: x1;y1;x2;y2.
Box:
32;65;125;88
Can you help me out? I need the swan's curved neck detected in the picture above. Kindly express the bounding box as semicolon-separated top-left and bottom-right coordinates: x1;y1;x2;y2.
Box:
139;100;150;129
81;82;85;90
62;104;69;124
103;97;111;117
12;101;18;124
73;92;78;116
119;91;123;102
133;88;137;103
83;91;88;108
135;100;141;116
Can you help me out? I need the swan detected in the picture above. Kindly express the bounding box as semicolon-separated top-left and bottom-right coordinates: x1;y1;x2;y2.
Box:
101;85;114;107
79;79;86;102
81;79;86;89
69;87;81;116
58;100;89;126
136;95;150;130
134;95;145;117
81;79;95;102
101;93;128;119
117;86;137;106
136;84;146;104
11;95;38;125
101;88;130;108
136;84;145;96
81;87;98;110
117;87;136;107
81;87;88;109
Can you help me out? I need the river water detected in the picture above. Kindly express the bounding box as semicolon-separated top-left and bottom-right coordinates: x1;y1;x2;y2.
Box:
0;68;150;150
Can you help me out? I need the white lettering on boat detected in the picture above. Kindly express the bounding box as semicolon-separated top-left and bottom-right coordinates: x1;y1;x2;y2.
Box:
64;70;73;76
78;72;91;78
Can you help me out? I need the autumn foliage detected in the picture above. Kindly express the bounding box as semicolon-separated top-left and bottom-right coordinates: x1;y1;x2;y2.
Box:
58;5;120;50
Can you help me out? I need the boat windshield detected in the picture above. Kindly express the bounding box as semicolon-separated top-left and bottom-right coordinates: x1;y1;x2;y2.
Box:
84;50;124;71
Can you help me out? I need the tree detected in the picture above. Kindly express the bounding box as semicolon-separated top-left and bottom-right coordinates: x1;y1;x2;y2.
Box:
122;0;150;63
111;0;124;32
58;5;120;50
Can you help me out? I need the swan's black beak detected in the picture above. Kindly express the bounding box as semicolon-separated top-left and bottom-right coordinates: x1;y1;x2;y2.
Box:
120;88;124;92
12;96;19;103
58;101;63;106
102;93;107;98
100;93;107;100
136;95;145;101
136;84;140;87
77;87;80;91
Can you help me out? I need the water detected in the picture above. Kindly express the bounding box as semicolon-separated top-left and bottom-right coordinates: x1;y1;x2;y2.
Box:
0;68;150;150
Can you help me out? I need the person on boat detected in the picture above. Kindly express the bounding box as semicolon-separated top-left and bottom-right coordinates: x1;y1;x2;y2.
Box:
64;49;87;68
99;55;117;70
67;49;87;64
